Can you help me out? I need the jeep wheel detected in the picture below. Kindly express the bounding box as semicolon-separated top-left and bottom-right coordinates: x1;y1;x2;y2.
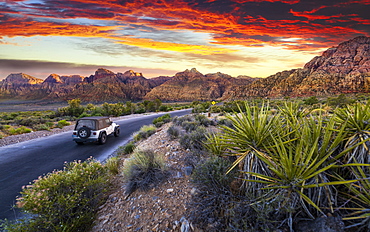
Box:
114;128;120;137
78;127;91;138
99;132;107;144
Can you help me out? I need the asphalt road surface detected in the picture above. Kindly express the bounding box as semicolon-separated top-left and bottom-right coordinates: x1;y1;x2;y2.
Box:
0;109;191;221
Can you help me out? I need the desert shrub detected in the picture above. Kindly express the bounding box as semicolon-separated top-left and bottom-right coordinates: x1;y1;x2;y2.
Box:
327;94;355;107
105;156;120;175
159;105;170;112
120;141;136;155
8;126;32;135
209;105;222;113
192;104;207;113
133;125;156;141
78;112;92;118
216;117;233;128
188;156;283;231
57;119;70;128
122;149;168;195
179;126;207;151
45;121;54;128
32;124;51;131
3;158;109;232
181;121;199;132
134;106;146;114
152;113;171;127
15;117;45;127
194;114;213;127
167;125;181;140
303;96;319;105
192;156;237;189
57;99;85;117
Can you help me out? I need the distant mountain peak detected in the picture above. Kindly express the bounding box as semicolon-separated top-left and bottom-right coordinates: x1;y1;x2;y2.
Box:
3;73;43;85
122;70;143;77
44;74;62;83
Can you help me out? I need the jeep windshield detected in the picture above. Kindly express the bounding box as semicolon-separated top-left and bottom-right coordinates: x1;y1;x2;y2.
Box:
75;119;96;130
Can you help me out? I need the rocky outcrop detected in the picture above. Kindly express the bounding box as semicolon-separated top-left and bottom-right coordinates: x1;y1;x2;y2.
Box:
224;36;370;99
145;68;256;101
0;73;45;99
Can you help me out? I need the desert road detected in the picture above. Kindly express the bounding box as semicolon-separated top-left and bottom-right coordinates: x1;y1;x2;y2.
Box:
0;109;191;221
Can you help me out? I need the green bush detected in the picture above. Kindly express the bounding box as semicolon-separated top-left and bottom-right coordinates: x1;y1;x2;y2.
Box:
119;141;136;155
133;125;156;141
105;156;120;175
3;158;109;232
152;114;171;127
8;126;32;135
57;99;85;117
159;105;170;112
57;119;70;128
122;149;168;195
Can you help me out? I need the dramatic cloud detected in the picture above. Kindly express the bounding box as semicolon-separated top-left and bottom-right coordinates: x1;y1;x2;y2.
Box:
0;0;369;77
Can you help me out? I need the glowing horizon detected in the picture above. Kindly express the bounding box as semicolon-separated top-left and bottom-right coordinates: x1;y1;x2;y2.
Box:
0;0;369;80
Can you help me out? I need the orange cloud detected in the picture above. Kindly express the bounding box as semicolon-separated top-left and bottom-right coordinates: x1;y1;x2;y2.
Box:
0;17;117;38
112;36;236;55
1;0;369;53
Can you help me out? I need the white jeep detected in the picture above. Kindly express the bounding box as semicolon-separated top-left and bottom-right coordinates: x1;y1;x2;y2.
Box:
72;116;120;145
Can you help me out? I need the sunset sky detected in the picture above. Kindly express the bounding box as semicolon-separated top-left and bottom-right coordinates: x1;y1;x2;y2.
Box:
1;0;370;80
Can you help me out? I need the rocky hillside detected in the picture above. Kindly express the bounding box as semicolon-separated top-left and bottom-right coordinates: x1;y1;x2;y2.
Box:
0;69;171;102
2;36;370;102
144;68;256;101
223;36;370;99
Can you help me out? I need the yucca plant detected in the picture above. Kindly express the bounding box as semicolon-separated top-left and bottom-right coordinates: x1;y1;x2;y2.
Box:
220;102;283;195
278;101;310;125
241;115;359;230
339;166;370;231
334;101;370;175
204;132;227;156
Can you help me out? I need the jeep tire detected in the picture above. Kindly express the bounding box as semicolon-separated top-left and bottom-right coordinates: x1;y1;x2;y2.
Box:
114;127;120;137
99;132;107;144
78;127;91;138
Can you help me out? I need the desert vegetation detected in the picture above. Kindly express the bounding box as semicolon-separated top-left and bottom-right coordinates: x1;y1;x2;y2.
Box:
0;157;119;232
188;99;370;231
0;98;189;139
2;95;370;231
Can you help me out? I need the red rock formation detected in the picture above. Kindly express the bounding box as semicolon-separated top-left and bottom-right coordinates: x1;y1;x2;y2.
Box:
224;36;370;99
145;68;255;101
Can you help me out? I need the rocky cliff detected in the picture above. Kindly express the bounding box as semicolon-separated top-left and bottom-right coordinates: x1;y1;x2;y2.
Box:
223;36;370;99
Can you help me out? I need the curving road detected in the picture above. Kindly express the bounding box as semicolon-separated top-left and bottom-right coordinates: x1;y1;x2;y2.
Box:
0;109;191;220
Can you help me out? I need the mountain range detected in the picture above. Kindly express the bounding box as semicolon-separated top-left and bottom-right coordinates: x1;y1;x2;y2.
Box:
1;36;370;102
